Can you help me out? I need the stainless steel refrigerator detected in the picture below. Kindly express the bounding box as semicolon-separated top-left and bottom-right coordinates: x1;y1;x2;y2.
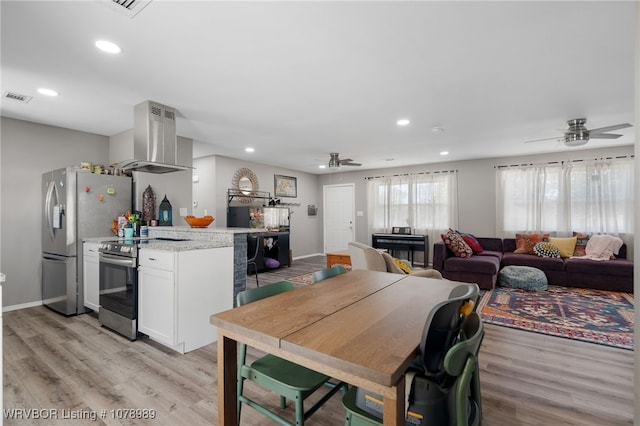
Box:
42;167;132;315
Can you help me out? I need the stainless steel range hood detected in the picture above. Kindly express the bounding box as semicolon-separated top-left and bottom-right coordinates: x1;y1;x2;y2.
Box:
118;101;191;174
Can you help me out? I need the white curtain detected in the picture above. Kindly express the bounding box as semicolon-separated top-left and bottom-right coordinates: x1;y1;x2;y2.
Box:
496;158;634;237
569;159;634;235
367;171;458;264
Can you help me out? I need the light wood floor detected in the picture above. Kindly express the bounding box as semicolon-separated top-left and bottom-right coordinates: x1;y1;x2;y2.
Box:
3;255;634;425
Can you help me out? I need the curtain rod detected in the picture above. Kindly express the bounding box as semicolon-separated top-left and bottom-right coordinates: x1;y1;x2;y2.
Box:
364;169;457;180
494;155;634;169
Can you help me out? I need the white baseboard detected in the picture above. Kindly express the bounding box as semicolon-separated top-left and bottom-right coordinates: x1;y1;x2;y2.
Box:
3;300;43;313
293;253;325;260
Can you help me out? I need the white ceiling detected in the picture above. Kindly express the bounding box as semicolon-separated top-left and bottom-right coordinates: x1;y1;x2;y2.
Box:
1;1;636;174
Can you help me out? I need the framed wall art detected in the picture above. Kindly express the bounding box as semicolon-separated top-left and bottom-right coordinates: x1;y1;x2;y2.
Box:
274;174;297;198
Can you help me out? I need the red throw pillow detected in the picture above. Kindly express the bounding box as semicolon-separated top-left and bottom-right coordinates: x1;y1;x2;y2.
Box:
462;235;483;254
441;229;472;258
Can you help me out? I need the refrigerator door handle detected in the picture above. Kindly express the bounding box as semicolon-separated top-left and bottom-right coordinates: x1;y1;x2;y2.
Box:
43;254;67;262
45;181;56;240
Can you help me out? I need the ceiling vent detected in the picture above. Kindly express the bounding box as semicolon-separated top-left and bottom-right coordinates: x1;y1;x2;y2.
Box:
2;91;32;103
104;0;152;18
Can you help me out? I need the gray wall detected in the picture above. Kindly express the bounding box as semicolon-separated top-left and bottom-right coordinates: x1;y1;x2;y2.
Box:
318;145;635;258
1;117;110;307
192;155;323;257
0;115;634;309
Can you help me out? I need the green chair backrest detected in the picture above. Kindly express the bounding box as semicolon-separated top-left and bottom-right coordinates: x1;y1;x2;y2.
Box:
311;264;348;283
444;312;484;376
237;280;295;306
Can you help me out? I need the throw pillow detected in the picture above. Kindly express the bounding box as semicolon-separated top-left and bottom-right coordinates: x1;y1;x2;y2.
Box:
514;233;549;255
461;235;484;254
381;252;406;274
533;241;560;258
572;232;590;256
548;237;577;258
441;229;472;258
392;257;413;274
264;257;280;269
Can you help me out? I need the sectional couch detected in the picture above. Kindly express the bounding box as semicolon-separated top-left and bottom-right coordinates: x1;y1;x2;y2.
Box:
432;237;633;292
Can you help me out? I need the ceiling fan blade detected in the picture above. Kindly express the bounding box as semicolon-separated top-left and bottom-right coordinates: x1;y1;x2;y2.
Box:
524;136;562;143
341;162;361;166
339;158;353;163
589;133;623;139
589;123;632;134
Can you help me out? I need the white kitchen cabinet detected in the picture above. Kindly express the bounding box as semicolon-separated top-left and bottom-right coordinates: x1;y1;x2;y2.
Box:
82;242;100;312
138;246;234;353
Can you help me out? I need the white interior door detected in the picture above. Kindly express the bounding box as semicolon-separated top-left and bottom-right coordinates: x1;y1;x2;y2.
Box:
323;184;355;253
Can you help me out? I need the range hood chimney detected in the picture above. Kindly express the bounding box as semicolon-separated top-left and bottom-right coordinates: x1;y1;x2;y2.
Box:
118;101;191;174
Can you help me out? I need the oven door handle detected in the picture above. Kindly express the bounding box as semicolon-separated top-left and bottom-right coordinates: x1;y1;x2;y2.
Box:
99;253;136;268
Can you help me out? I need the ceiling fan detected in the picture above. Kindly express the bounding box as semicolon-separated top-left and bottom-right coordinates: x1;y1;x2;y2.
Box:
525;118;632;147
328;152;361;168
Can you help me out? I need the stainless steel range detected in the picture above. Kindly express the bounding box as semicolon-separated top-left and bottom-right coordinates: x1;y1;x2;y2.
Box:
98;239;140;340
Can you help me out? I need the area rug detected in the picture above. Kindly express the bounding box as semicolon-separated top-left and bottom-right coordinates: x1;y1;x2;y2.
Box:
477;285;634;350
286;264;352;287
287;272;314;286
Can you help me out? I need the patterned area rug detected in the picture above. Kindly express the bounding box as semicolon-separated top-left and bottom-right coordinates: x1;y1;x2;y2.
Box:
287;272;314;286
286;264;352;287
478;285;634;350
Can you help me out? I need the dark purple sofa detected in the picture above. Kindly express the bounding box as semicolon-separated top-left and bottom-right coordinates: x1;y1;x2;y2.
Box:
433;237;633;292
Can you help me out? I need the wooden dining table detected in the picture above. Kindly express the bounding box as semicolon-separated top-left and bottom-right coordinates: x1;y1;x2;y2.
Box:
210;269;461;425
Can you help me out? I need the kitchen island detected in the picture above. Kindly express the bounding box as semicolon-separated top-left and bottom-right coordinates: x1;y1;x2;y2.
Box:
138;226;262;353
148;226;263;306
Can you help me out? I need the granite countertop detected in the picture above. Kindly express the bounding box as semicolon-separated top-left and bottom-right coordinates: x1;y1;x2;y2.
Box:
83;226;268;252
139;239;230;252
149;226;265;234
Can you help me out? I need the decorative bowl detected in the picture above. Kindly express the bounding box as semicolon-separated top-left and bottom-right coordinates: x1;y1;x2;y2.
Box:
184;215;215;228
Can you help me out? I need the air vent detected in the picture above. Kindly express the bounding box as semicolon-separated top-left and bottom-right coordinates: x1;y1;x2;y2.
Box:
3;91;32;103
105;0;152;18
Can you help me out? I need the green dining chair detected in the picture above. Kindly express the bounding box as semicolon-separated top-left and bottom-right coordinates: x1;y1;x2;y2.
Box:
236;280;343;426
311;264;348;283
444;312;485;426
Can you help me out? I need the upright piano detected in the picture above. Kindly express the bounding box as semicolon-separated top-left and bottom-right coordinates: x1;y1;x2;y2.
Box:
371;233;429;266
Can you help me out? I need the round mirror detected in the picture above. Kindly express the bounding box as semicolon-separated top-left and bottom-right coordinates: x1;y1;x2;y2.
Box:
232;168;259;203
238;176;253;194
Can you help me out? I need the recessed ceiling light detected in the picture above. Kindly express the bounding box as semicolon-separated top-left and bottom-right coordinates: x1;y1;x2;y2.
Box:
245;147;255;153
397;119;410;126
37;88;58;96
95;40;122;54
431;127;444;133
440;151;449;156
318;164;327;169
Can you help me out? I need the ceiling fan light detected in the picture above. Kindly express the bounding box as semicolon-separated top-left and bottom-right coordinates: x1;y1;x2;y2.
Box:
564;132;589;147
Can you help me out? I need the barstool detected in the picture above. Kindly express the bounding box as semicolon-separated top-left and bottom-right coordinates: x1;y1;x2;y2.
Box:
247;234;260;287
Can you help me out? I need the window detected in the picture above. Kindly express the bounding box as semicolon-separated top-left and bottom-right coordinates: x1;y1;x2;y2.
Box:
367;171;458;263
496;158;633;236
